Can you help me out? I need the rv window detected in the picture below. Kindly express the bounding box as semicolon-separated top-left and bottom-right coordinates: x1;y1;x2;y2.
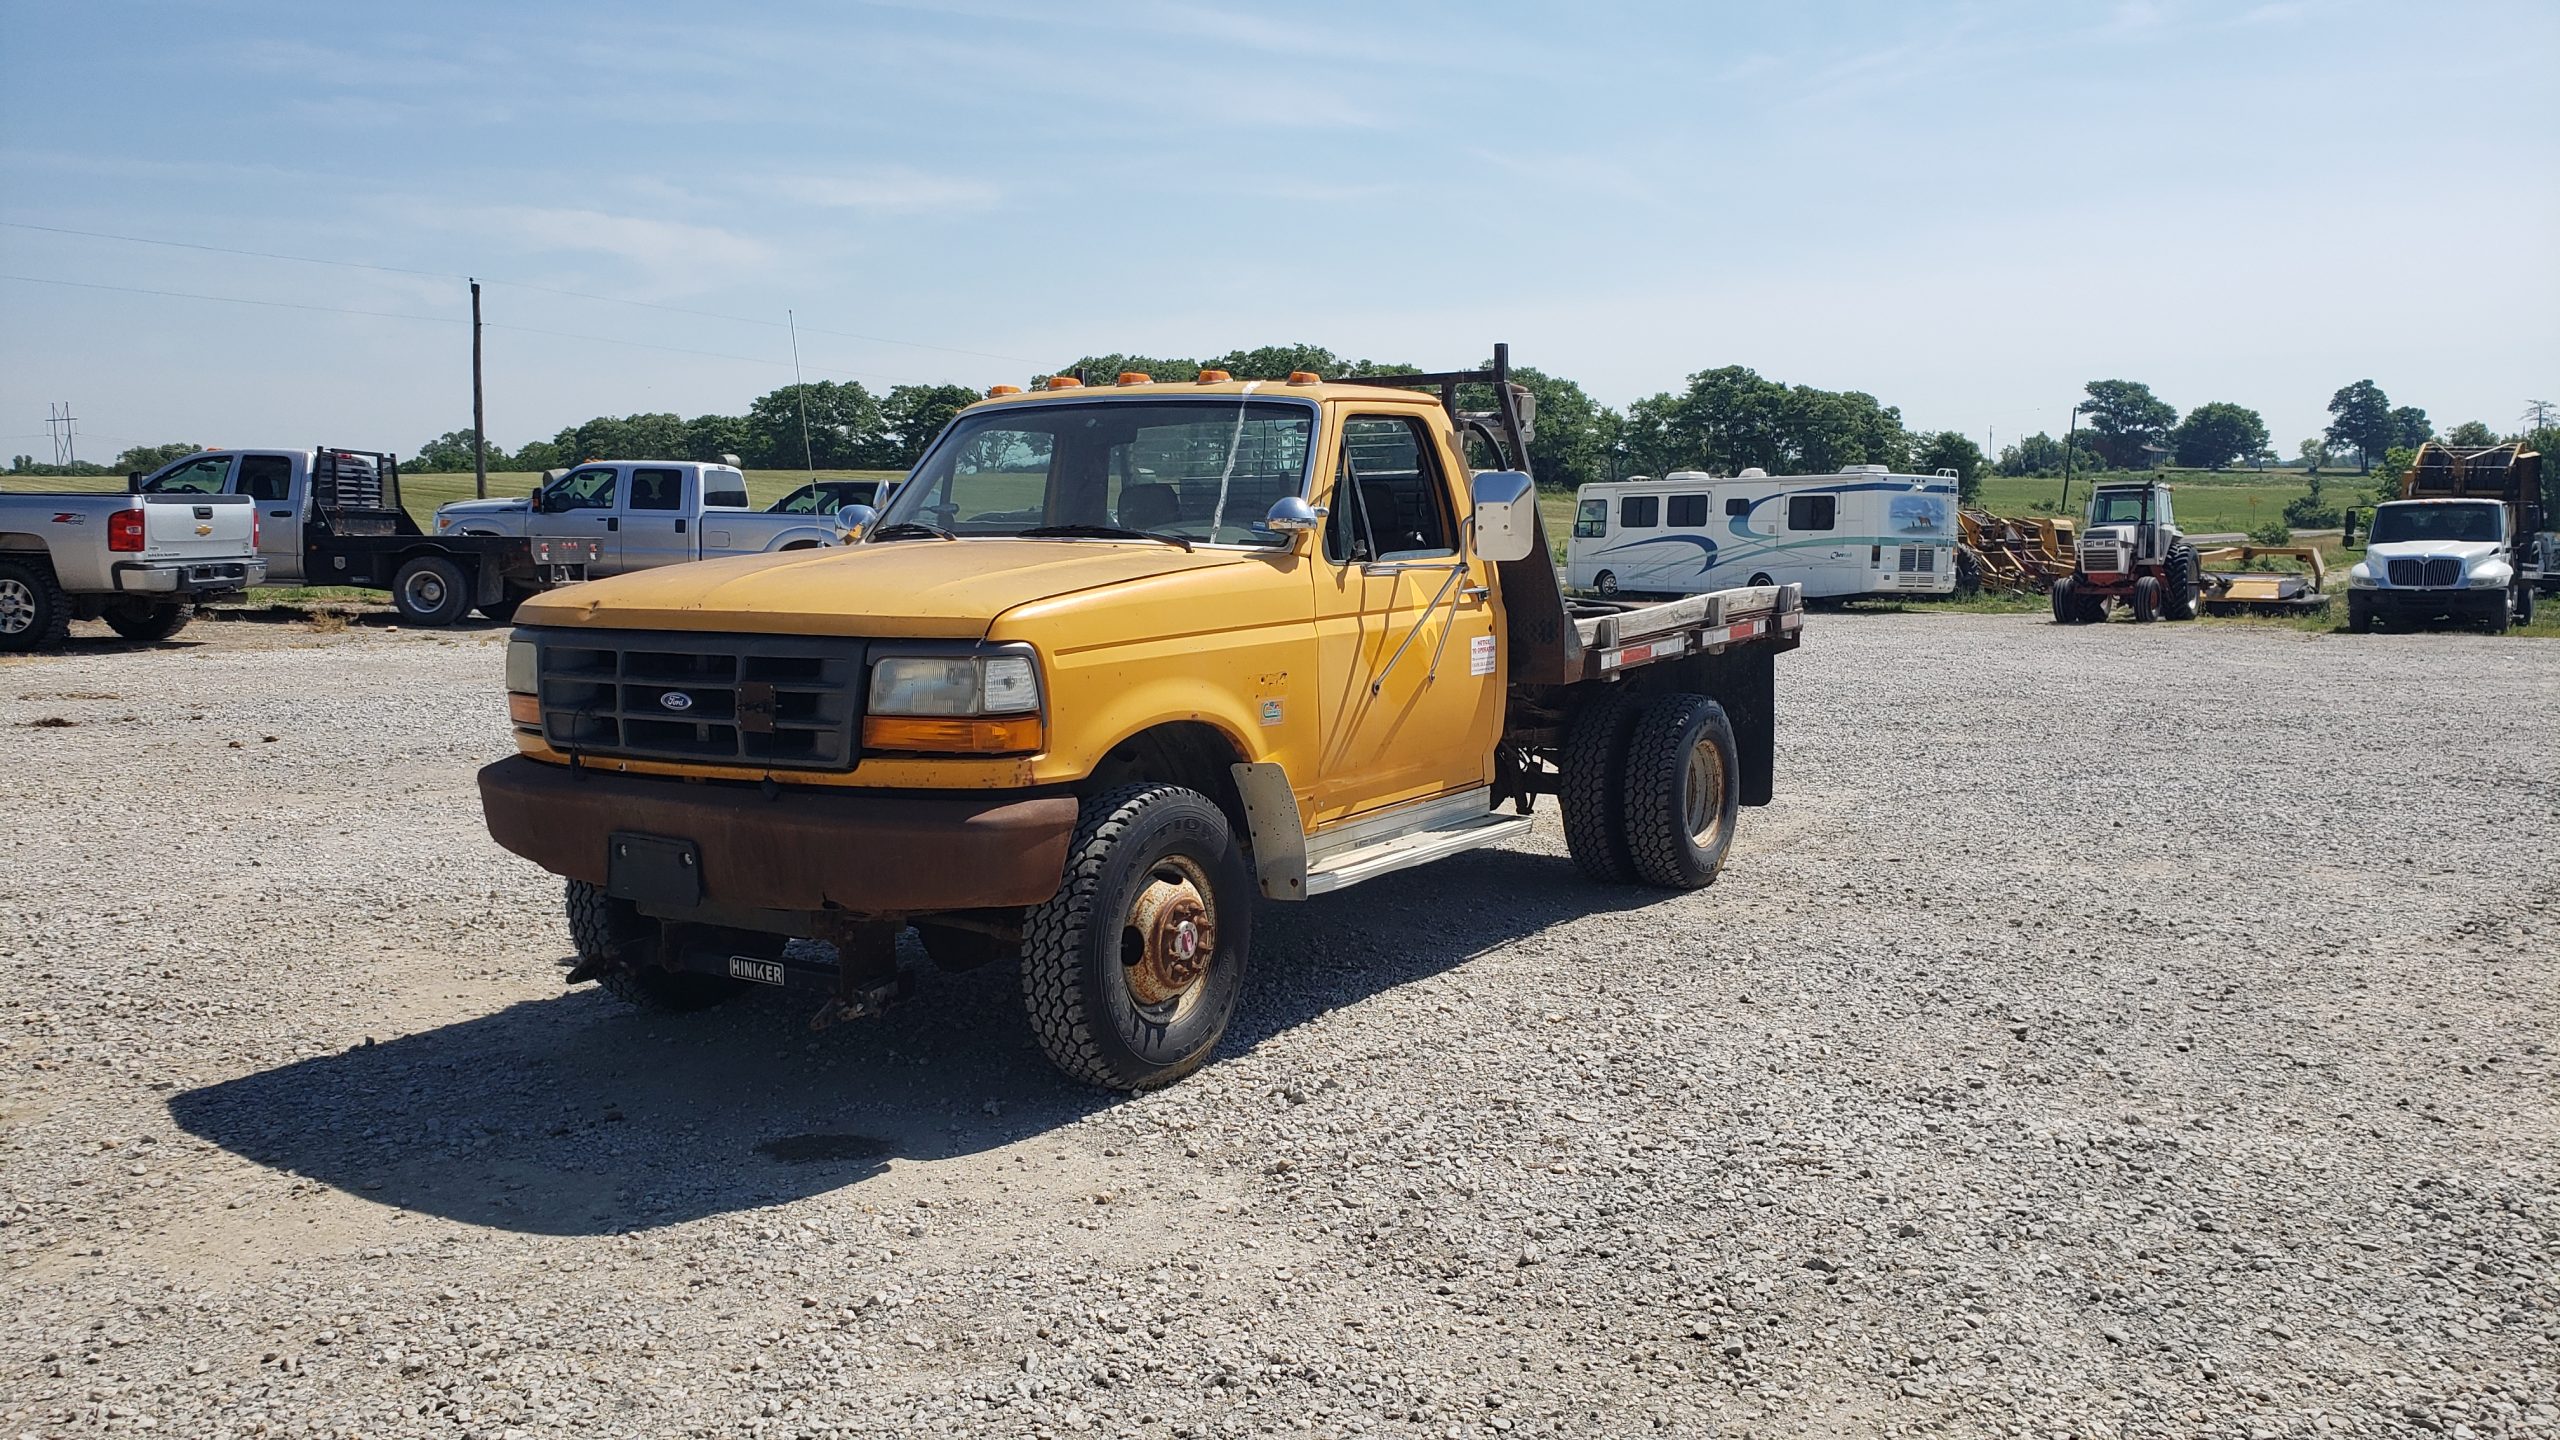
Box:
1573;498;1607;538
1725;497;1749;517
1620;495;1658;529
1787;494;1836;531
1667;494;1709;527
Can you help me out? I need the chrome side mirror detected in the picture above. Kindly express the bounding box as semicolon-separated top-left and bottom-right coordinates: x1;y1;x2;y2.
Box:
1264;496;1328;533
1470;470;1538;563
835;503;877;539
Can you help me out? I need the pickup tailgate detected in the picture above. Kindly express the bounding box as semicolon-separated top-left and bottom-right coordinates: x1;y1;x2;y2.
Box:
138;493;257;562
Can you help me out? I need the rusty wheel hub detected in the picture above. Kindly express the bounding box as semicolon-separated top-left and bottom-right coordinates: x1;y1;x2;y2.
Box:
1124;862;1214;1008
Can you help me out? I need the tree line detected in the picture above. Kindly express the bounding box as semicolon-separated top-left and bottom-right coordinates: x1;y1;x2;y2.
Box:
10;351;2541;520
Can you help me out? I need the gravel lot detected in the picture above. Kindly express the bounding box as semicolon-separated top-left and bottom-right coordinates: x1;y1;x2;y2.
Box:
3;612;2554;1440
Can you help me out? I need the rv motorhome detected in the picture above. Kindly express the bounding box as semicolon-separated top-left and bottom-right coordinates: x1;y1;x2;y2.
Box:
1564;466;1959;601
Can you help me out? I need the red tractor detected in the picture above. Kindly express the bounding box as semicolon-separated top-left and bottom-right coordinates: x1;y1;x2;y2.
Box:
2050;481;2202;624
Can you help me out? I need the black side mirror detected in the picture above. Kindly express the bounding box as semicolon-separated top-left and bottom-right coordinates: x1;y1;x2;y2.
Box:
126;472;145;492
528;490;547;515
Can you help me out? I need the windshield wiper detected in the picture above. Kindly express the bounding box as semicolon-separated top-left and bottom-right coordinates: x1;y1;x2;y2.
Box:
870;520;957;542
1018;523;1193;552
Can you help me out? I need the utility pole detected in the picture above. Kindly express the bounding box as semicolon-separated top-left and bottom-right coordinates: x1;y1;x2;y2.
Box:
470;279;488;499
2059;405;2082;515
788;309;815;476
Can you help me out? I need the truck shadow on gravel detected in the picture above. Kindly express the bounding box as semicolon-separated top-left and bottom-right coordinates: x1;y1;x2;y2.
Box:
166;847;1669;1235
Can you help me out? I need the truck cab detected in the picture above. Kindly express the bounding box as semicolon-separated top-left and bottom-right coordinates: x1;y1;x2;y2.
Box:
436;461;840;573
478;351;1803;1091
2346;441;2542;632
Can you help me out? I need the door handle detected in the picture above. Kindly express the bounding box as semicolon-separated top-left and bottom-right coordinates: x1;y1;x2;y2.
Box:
603;518;619;532
675;518;687;534
268;510;291;518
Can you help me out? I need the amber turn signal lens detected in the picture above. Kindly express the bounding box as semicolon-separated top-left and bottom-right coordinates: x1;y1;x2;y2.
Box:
507;693;542;727
862;715;1042;754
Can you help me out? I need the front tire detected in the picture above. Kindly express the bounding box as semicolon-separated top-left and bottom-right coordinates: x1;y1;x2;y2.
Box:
1593;569;1619;597
2516;584;2534;628
1619;693;1741;890
2131;575;2162;623
392;555;473;626
2347;591;2373;633
0;558;69;653
104;600;192;643
1020;785;1251;1091
2050;575;2082;625
565;879;749;1013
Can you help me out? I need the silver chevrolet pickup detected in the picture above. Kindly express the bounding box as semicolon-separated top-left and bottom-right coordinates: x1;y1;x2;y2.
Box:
0;488;265;651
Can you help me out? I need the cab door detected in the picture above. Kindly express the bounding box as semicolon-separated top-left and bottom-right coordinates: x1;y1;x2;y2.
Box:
236;453;304;581
1308;412;1504;825
617;466;691;569
539;465;623;569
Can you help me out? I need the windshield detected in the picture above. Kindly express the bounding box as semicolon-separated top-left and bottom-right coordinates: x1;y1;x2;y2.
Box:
878;398;1313;547
2089;490;2157;526
2369;503;2503;545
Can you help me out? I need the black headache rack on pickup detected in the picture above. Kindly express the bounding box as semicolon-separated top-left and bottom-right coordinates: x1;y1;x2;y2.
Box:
300;447;600;619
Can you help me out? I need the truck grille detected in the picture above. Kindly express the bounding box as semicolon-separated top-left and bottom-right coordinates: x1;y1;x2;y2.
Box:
2386;557;2460;587
2080;538;2123;573
525;628;865;771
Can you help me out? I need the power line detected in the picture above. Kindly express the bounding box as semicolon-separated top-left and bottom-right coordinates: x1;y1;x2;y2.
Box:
0;218;1037;365
0;272;938;385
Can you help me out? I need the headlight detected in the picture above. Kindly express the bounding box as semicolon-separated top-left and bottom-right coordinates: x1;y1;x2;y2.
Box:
865;650;1044;755
868;653;1041;715
505;638;540;729
2347;565;2374;589
2468;564;2511;588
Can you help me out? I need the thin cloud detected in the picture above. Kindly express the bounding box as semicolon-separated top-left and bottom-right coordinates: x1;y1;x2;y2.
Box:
767;169;999;213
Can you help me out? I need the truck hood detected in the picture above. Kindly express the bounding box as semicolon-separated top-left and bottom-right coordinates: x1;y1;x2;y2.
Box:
514;538;1255;638
436;497;531;517
2364;539;2500;564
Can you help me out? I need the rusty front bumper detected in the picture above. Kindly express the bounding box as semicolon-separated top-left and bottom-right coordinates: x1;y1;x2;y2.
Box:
477;755;1076;914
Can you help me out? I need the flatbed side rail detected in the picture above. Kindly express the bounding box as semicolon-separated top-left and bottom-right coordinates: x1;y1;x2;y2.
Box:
1572;583;1803;681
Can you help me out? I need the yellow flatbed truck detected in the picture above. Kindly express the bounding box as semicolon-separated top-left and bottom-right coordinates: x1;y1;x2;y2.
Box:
478;347;1803;1089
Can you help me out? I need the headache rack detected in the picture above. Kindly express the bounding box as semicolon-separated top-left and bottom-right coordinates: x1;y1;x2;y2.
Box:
311;446;424;538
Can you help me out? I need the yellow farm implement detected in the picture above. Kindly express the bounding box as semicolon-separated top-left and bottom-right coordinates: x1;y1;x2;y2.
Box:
1956;508;2078;595
2196;545;2330;615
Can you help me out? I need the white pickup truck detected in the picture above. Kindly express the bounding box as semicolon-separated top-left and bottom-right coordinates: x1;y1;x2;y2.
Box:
435;461;842;576
0;487;264;651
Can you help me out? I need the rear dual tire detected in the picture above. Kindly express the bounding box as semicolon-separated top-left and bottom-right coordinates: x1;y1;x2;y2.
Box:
1560;689;1740;891
392;555;474;626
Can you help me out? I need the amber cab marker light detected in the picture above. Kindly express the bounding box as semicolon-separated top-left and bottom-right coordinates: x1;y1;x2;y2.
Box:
1286;370;1321;384
507;693;542;727
1044;375;1083;390
1197;369;1230;383
862;714;1042;754
1116;371;1151;385
987;384;1022;397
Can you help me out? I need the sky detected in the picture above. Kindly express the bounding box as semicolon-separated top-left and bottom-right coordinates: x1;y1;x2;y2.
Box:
3;0;2554;467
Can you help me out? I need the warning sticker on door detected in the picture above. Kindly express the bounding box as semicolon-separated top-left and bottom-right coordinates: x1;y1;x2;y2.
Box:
1469;635;1497;676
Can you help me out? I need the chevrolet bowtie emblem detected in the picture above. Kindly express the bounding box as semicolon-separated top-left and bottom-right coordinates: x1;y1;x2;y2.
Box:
195;524;213;535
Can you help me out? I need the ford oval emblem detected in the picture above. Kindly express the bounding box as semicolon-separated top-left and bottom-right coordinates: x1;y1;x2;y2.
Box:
660;690;695;712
